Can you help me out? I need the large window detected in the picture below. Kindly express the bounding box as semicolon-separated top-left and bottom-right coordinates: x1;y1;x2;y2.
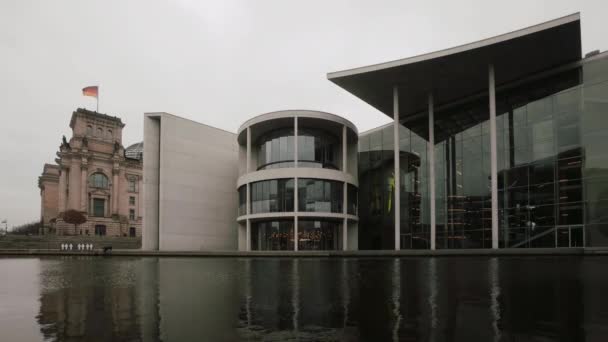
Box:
251;220;294;250
298;128;339;169
347;184;358;215
251;179;294;214
89;173;108;188
92;198;105;217
238;185;247;216
298;219;339;250
298;179;343;213
256;129;295;170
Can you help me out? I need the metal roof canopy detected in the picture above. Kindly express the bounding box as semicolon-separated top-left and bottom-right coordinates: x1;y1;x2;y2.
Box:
327;13;582;140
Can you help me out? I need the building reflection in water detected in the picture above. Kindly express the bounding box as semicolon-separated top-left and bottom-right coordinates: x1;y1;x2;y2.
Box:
33;256;608;341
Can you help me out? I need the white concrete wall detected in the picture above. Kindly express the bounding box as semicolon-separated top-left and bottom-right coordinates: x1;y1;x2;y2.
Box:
143;113;238;251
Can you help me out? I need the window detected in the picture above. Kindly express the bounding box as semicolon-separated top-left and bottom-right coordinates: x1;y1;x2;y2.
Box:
250;179;294;214
128;178;137;192
129;209;135;220
256;129;295;170
96;127;103;137
238;186;247;216
92;199;105;217
89;173;109;188
129;227;136;237
129;196;135;206
87;125;93;135
298;179;343;213
106;129;113;139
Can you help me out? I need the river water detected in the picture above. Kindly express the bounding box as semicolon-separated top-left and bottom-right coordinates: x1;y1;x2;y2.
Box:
0;256;607;341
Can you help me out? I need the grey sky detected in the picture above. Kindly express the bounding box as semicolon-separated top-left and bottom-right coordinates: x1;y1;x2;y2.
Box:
1;0;606;227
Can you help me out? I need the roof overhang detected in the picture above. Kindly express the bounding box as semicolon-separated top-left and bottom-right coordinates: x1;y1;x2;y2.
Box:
327;13;582;140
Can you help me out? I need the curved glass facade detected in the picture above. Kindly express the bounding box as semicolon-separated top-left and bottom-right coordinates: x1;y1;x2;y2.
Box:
298;219;340;250
347;184;358;215
256;129;295;170
238;185;247;216
250;179;294;214
298;128;339;169
298;179;343;213
251;220;294;250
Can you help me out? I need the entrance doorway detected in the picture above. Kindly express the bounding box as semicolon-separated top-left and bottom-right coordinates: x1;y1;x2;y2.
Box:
556;225;584;248
95;225;107;236
129;227;136;237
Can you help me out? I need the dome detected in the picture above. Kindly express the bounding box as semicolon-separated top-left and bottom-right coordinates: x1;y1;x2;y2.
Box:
125;142;143;160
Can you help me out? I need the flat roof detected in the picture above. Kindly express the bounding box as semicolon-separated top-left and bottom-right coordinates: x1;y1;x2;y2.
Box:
328;13;582;139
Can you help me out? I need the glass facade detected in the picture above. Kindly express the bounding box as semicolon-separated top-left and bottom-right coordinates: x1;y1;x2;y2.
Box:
250;179;294;214
357;55;608;249
358;126;429;249
238;185;247;216
251;220;294;250
298;128;339;169
347;183;358;215
298;219;340;250
298;179;343;213
256;128;295;170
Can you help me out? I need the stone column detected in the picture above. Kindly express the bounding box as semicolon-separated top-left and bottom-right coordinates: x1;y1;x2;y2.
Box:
69;159;81;210
112;164;120;215
393;86;401;250
342;125;347;172
489;64;499;249
80;160;87;212
58;165;67;213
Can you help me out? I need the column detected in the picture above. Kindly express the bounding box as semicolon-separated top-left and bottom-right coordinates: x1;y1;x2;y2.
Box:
489;64;499;249
342;125;347;172
294;176;299;251
112;167;119;215
246;127;251;173
294;116;298;167
246;182;251;251
429;93;436;250
80;161;87;212
393;86;401;250
69;160;81;210
58;166;67;213
343;182;348;251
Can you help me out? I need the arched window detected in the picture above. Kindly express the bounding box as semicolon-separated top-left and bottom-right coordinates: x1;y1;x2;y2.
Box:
96;127;103;137
89;173;109;188
87;125;93;135
106;129;113;139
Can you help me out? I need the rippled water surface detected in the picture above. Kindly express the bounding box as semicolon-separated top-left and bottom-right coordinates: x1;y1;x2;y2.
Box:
0;256;607;341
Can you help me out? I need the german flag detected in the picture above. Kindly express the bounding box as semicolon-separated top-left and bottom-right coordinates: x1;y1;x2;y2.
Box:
82;86;98;98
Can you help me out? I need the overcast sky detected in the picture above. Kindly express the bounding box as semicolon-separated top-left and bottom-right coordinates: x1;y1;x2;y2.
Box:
1;0;606;227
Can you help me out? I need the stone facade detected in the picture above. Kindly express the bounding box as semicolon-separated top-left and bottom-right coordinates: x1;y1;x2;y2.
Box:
38;108;143;237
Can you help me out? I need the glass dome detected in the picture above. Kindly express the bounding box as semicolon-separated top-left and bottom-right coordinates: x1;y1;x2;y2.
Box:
124;142;143;160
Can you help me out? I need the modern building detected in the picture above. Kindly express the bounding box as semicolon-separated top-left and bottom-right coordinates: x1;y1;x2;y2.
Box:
330;13;608;249
236;111;359;251
143;13;608;251
39;108;143;237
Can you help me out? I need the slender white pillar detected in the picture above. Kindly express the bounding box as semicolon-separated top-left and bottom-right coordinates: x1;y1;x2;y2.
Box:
246;219;251;251
489;64;499;249
246;127;251;173
294;117;298;167
428;93;436;250
294;176;298;251
393;86;401;250
342;125;347;172
246;182;251;251
343;182;348;251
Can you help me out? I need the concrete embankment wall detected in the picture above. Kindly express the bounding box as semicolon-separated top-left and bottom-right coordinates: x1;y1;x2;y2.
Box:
0;235;141;250
2;247;608;257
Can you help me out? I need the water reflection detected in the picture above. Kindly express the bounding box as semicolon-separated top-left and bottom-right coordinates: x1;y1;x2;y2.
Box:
8;256;606;341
